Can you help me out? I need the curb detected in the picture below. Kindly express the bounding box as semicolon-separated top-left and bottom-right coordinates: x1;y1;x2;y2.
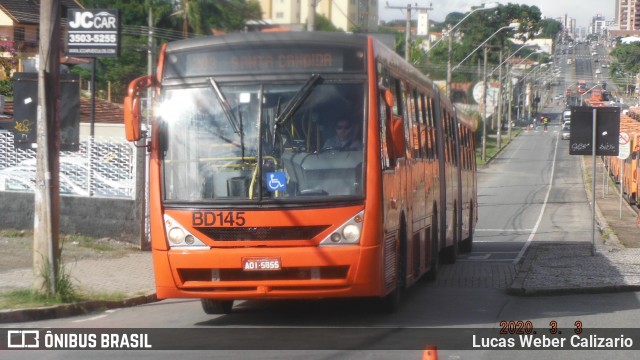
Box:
0;293;157;324
506;243;537;296
508;284;640;297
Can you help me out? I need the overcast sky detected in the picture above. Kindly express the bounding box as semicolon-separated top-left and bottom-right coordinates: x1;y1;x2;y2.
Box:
381;0;615;30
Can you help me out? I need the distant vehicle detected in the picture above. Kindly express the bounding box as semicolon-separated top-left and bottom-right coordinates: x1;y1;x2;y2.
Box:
561;124;571;140
513;118;532;127
563;110;572;122
578;80;587;94
595;69;601;74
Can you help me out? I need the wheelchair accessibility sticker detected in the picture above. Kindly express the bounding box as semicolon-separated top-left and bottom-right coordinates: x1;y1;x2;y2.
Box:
266;172;286;192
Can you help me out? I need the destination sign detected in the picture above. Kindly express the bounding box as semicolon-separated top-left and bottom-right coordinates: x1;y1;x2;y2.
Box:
164;46;365;78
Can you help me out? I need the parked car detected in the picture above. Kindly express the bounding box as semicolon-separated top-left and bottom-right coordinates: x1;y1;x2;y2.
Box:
0;165;88;195
19;157;133;197
561;123;571;140
513;118;532;127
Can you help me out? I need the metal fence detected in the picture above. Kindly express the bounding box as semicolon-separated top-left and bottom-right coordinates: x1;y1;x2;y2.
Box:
0;131;136;198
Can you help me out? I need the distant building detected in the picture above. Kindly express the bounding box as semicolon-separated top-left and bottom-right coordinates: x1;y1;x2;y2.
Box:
0;0;84;73
257;0;378;32
618;0;640;30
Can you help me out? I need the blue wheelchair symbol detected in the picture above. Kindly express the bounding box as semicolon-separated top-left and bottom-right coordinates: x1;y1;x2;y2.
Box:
266;172;286;192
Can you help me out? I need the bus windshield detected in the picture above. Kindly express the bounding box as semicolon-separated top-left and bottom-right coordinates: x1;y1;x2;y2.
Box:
158;80;365;203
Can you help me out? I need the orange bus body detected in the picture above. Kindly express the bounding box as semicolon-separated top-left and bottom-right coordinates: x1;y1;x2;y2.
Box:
622;131;640;204
123;33;477;312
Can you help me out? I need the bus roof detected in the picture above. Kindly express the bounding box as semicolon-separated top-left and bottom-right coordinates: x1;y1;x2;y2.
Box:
164;32;371;53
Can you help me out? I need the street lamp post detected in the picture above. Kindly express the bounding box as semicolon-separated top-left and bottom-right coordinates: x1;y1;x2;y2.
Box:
488;43;538;77
451;23;520;73
440;2;499;96
450;22;518;162
482;46;489;161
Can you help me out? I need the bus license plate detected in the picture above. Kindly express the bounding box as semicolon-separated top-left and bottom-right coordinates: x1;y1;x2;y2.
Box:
242;257;281;271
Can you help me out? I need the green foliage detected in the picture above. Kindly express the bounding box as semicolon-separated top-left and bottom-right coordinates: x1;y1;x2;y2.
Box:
310;14;344;32
538;19;562;39
610;42;640;75
38;256;79;303
0;79;13;97
418;3;547;84
66;1;262;102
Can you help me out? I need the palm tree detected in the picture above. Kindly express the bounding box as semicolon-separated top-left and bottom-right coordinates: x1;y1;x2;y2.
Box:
172;0;203;38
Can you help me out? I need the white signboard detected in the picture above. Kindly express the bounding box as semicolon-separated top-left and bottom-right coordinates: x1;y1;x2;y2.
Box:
618;131;630;159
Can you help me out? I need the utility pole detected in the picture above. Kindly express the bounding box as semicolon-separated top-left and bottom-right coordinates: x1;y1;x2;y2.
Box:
496;50;503;149
506;61;513;142
386;2;433;61
446;26;452;96
481;46;488;162
307;0;316;32
34;0;61;296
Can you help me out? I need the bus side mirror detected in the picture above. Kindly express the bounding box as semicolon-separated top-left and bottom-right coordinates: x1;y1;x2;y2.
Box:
124;75;156;142
391;115;406;158
384;89;394;108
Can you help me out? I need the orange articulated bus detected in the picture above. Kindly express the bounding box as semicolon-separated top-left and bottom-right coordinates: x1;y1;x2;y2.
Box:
123;32;477;313
578;80;587;94
622;130;640;204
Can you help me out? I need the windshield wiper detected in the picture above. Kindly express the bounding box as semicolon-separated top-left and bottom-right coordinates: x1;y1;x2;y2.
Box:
208;77;240;134
274;74;323;126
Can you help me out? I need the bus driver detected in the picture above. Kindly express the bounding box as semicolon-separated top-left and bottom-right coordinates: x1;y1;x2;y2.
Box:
322;119;362;150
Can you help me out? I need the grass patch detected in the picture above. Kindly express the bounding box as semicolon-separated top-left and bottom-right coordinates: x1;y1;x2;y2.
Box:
0;229;32;238
0;288;128;309
61;234;130;253
476;128;522;166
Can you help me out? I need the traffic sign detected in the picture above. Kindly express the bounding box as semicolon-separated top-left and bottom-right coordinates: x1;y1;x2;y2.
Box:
618;131;630;159
619;131;630;145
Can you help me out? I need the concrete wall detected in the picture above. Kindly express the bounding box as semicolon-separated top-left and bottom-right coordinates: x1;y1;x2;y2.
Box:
0;191;143;246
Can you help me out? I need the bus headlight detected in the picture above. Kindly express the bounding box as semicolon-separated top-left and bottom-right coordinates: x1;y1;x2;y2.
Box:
342;225;360;242
168;228;185;245
320;210;364;246
164;214;209;249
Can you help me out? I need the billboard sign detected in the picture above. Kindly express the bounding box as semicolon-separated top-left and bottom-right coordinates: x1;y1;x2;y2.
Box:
569;106;620;156
66;9;120;57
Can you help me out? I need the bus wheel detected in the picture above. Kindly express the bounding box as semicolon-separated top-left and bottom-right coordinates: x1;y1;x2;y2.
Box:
379;224;406;313
425;214;439;281
201;299;234;314
441;210;458;264
460;207;473;253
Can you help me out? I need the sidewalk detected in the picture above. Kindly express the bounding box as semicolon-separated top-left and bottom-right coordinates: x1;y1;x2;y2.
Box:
508;155;640;295
1;156;639;323
0;252;156;323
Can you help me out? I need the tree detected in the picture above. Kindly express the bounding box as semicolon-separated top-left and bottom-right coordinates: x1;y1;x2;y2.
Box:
538;19;562;39
69;0;263;102
308;14;343;32
419;3;545;83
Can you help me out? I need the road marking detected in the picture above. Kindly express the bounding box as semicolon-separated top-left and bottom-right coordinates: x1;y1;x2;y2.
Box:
72;314;107;323
71;309;119;323
467;254;491;260
513;131;560;264
475;229;534;232
458;258;515;262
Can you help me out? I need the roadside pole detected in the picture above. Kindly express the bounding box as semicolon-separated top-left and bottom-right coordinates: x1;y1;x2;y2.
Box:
34;0;61;295
591;108;596;256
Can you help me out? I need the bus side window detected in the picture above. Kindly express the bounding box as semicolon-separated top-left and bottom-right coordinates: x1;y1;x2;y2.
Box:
379;91;393;169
